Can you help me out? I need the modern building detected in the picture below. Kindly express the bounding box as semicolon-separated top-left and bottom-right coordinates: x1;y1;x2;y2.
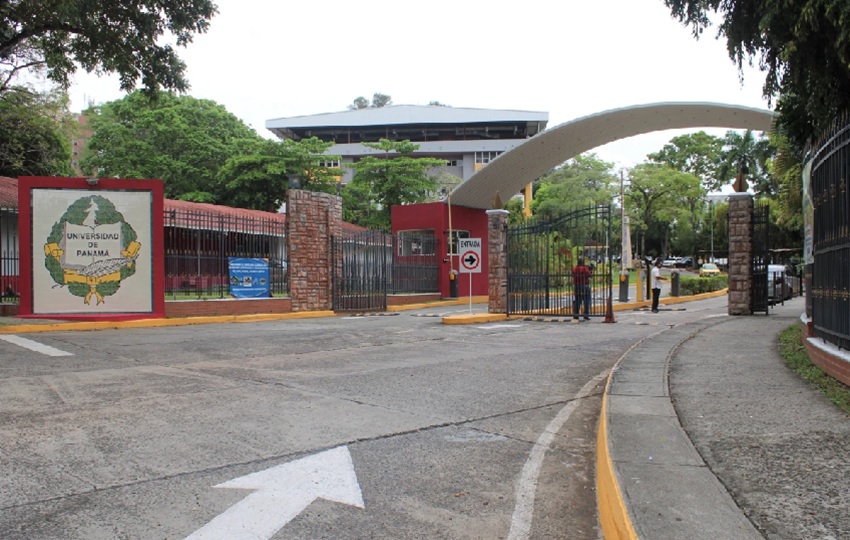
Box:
265;105;549;193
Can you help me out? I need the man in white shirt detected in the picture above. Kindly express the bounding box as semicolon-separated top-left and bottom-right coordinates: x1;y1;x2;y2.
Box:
651;259;665;313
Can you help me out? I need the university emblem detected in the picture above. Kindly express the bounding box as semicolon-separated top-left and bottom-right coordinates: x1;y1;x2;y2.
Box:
43;195;141;305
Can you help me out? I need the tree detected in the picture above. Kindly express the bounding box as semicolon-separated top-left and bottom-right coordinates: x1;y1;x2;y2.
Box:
626;164;702;258
663;0;850;147
768;131;804;232
531;154;617;217
0;86;74;177
647;132;724;192
217;137;339;212
716;130;773;195
341;180;383;229
80;92;261;201
1;0;217;95
346;139;444;229
347;93;393;110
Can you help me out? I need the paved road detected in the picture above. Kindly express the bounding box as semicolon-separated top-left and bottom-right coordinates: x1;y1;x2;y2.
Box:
1;299;727;539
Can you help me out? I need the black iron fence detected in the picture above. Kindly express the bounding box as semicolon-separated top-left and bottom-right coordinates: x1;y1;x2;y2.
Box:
810;112;850;349
1;207;291;303
752;201;770;314
331;229;440;312
506;205;612;317
164;209;288;299
1;207;18;304
0;208;441;307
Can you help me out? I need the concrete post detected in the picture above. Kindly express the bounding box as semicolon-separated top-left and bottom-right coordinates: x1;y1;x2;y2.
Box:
728;194;753;315
486;209;509;314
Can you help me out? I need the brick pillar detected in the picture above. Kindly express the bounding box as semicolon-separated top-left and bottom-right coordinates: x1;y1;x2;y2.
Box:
286;189;342;312
728;194;753;315
487;209;509;313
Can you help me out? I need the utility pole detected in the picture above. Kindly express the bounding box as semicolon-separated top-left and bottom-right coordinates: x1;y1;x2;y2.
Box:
709;199;714;263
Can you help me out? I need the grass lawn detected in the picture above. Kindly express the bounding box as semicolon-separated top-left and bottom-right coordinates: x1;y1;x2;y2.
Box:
780;324;850;414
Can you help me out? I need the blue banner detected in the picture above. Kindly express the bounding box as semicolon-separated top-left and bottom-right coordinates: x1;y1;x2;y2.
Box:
228;257;271;298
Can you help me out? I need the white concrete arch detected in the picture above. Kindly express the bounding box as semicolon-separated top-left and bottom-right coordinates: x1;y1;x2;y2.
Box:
449;102;775;209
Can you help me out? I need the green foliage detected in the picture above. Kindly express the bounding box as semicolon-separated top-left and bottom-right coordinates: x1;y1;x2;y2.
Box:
81;92;262;201
0;0;217;95
347;93;392;110
679;274;728;295
647;131;724;192
769;130;804;232
531;154;617;217
780;325;850;413
217;137;339;212
663;0;850;148
341;180;382;229
0;87;73;177
346;139;444;230
626;163;703;257
503;197;526;225
717;130;774;195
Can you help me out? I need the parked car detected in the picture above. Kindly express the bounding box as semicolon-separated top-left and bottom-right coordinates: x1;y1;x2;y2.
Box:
674;257;693;268
662;258;677;268
699;263;721;277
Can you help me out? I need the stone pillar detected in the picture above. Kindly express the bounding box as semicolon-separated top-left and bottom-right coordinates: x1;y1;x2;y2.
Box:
728;194;753;315
487;209;509;313
286;189;342;312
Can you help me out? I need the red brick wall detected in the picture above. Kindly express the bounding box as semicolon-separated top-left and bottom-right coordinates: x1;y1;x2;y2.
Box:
286;190;342;312
802;322;850;387
165;298;292;318
728;194;753;315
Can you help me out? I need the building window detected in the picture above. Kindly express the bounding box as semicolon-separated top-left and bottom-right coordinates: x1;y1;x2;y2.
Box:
445;160;461;167
397;229;436;256
319;159;340;168
475;151;502;164
447;230;470;256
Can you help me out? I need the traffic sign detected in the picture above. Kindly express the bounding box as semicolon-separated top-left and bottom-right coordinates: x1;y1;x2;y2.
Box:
458;238;482;274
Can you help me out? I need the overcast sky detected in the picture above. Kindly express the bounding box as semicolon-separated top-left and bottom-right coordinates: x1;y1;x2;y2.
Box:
67;0;771;169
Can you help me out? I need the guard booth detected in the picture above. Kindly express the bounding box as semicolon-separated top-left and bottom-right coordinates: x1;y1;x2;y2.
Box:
391;202;489;298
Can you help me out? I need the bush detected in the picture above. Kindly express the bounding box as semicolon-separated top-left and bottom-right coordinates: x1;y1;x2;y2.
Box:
678;274;728;295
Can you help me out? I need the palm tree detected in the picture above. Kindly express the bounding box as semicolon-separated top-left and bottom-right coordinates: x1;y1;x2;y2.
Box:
718;130;774;195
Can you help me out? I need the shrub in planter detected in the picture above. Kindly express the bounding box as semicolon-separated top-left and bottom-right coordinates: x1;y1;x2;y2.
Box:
679;275;728;296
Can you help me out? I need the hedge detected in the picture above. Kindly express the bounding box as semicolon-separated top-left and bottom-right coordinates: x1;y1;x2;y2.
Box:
678;274;728;296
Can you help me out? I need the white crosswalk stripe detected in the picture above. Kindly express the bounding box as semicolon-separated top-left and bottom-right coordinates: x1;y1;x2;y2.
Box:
0;335;73;356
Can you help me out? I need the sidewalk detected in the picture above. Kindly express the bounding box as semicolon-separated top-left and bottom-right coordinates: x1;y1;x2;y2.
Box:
599;297;850;539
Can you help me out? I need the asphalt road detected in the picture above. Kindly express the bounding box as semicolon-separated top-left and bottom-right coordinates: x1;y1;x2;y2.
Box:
1;298;728;540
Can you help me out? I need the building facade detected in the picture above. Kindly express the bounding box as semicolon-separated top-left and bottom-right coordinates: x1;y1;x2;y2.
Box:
265;105;549;192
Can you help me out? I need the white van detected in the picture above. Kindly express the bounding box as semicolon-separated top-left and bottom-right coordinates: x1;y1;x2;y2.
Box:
767;264;796;303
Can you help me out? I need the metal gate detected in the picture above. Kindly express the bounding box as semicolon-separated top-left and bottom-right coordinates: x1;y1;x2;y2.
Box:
506;205;613;317
752;202;770;314
331;230;390;312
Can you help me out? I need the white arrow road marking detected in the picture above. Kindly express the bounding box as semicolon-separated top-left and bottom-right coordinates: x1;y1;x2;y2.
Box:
507;368;609;540
0;335;73;356
185;445;364;540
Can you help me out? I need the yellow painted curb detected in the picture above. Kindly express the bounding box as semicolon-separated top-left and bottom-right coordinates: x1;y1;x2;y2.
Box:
0;310;337;334
597;356;640;539
442;313;508;325
613;288;728;312
387;296;489;312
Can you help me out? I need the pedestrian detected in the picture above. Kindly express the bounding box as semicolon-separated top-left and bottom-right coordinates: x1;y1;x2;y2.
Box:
572;257;592;320
651;258;666;313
